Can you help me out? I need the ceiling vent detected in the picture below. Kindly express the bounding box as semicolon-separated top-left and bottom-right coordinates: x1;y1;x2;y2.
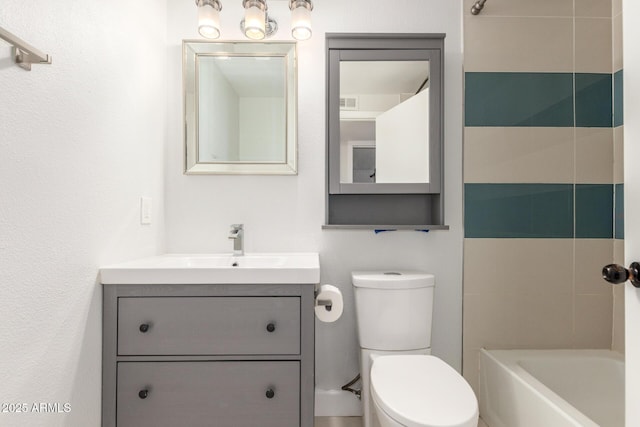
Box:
340;96;358;111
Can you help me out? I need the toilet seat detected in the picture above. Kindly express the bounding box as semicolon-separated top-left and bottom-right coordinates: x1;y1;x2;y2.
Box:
370;355;478;427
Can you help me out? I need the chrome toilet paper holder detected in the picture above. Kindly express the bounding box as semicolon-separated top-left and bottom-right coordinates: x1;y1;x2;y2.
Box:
314;289;333;311
316;299;333;311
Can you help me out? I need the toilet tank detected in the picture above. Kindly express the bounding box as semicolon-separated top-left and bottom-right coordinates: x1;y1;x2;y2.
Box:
352;271;435;351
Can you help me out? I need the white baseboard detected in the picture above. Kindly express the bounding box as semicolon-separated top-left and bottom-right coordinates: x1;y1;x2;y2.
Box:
314;389;363;416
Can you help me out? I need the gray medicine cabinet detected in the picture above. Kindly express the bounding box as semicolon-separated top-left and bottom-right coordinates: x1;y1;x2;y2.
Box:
324;33;448;230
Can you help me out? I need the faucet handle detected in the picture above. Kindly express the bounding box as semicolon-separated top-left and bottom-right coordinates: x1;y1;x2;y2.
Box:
230;223;243;231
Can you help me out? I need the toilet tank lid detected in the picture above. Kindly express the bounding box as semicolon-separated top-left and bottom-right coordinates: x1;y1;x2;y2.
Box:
352;271;435;289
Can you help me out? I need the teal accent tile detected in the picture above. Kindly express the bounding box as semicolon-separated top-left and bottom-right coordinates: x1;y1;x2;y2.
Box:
465;184;574;238
575;73;613;127
575;184;614;238
615;183;624;239
614;70;624;127
465;72;574;127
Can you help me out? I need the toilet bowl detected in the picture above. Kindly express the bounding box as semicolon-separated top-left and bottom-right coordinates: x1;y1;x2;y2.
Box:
352;271;479;427
370;355;478;427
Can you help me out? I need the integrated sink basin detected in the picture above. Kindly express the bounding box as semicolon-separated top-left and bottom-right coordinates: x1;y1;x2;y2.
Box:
100;253;320;284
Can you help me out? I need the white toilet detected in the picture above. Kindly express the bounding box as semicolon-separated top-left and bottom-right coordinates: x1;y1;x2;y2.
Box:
353;271;478;427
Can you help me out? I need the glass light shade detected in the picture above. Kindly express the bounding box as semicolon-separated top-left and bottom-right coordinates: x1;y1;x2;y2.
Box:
198;4;221;39
291;4;311;40
244;5;266;40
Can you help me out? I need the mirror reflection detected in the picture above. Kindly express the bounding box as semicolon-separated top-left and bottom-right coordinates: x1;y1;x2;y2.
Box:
184;41;297;175
197;55;286;163
339;60;430;184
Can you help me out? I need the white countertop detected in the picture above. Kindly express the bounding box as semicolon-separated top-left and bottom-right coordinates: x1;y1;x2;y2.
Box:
100;253;320;285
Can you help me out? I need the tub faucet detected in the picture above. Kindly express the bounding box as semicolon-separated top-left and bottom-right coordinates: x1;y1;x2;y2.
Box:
228;224;244;256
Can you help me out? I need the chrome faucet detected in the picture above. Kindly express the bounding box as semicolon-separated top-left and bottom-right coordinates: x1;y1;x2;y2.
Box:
228;224;244;256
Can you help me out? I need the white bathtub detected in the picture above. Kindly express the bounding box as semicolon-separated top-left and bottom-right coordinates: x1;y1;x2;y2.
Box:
479;349;624;427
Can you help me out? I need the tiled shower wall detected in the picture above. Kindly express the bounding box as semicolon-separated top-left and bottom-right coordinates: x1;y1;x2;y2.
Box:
462;0;624;394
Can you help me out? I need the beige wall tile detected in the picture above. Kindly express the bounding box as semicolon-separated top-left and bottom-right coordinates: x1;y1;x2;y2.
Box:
464;239;507;294
464;293;518;349
463;0;574;17
575;0;613;17
464;239;574;295
573;294;613;348
613;0;622;16
614;238;625;264
575;128;614;183
464;17;573;72
612;284;625;352
614;13;623;71
513;241;574;295
575;239;615;295
614;126;624;184
575;18;613;73
464;127;574;183
515;292;573;348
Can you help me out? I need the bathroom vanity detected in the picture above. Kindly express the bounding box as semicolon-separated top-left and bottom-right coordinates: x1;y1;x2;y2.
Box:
100;253;319;427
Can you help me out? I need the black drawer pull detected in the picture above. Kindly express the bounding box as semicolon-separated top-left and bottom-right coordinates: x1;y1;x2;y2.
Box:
138;389;149;399
265;388;275;399
139;323;150;333
266;323;276;333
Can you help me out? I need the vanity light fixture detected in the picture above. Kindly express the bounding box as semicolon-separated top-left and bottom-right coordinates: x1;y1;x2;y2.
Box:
289;0;313;40
241;0;278;40
242;0;267;39
196;0;314;41
196;0;222;39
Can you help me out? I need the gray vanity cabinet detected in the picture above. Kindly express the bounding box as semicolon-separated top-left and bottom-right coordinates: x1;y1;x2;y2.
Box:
102;284;315;427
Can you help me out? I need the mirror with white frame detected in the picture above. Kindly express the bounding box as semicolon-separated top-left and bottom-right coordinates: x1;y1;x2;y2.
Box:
183;41;297;175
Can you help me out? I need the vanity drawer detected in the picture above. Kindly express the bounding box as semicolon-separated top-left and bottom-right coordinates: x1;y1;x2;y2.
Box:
118;297;300;355
117;361;300;427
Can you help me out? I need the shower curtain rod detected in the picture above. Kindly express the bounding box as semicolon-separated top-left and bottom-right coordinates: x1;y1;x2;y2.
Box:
0;26;51;71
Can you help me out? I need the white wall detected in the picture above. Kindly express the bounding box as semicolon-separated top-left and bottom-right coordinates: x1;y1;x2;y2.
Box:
0;1;165;425
239;97;285;161
376;89;430;183
199;59;240;161
166;0;463;408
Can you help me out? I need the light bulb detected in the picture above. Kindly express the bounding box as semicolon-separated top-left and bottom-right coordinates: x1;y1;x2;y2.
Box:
197;0;221;39
290;1;312;41
244;3;266;40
